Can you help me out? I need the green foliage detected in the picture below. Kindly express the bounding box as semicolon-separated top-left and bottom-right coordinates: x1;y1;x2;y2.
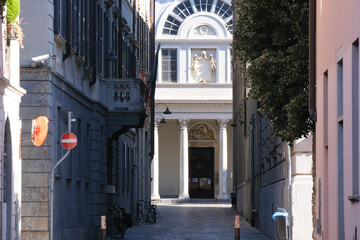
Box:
6;0;20;23
233;0;314;142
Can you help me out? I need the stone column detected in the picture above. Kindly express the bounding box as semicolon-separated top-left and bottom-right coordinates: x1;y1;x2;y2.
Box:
217;119;229;200
178;119;190;200
151;121;161;200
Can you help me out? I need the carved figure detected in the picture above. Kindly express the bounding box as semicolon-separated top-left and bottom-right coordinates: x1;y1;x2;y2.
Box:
209;55;216;71
191;55;200;80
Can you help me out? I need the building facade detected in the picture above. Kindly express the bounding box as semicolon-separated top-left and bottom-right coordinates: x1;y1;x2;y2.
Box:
232;1;313;239
19;0;154;239
0;3;26;239
153;0;233;201
312;0;360;239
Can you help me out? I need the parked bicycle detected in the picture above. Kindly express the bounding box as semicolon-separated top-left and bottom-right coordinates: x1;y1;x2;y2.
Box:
136;200;145;225
145;200;157;224
136;200;157;225
107;205;133;239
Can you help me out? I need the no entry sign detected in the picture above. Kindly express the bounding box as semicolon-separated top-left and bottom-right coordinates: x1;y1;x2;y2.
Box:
60;132;78;149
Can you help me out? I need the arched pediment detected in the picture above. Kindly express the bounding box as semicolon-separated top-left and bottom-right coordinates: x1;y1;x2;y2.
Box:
179;14;228;39
156;0;233;38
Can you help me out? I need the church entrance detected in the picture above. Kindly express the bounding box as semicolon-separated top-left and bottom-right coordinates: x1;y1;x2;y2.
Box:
189;147;214;199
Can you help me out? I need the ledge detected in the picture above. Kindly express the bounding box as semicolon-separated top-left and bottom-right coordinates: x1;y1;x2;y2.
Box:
337;115;344;123
54;34;66;46
348;195;360;203
75;55;85;66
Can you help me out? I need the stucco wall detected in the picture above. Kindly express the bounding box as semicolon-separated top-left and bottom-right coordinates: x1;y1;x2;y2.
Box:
315;0;360;239
158;120;180;197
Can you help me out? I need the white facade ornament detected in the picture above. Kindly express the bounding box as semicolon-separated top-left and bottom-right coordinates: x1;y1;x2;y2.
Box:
217;119;229;129
199;26;208;35
191;50;217;83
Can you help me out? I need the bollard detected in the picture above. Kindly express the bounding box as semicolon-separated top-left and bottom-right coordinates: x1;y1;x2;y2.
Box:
101;215;106;240
235;215;240;240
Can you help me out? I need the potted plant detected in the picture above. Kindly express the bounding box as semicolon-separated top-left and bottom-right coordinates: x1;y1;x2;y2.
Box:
6;0;24;48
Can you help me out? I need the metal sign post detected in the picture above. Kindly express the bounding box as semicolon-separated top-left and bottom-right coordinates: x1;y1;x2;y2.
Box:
50;111;76;240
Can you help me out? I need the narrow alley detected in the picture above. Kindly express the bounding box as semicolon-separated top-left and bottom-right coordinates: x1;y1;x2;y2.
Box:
118;200;270;240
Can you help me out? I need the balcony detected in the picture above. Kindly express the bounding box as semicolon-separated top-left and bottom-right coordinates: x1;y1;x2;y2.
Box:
101;78;146;133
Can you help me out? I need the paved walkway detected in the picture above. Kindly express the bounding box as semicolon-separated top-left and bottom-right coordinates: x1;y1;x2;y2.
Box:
114;200;270;240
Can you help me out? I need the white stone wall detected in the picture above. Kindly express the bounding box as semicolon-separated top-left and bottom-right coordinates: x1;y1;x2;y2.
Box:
0;21;26;239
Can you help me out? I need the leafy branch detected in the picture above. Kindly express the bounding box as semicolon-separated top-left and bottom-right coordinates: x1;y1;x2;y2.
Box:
233;0;314;142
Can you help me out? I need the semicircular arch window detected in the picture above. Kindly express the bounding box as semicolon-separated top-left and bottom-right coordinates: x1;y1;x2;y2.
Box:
162;0;233;36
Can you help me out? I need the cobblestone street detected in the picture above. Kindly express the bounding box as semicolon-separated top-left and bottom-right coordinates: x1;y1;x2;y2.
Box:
117;201;270;240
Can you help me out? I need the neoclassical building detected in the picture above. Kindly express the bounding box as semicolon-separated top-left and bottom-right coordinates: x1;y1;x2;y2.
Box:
153;0;233;201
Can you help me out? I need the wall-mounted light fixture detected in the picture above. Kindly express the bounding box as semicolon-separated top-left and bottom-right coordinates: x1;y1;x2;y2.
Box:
155;114;167;123
113;84;130;102
155;103;172;114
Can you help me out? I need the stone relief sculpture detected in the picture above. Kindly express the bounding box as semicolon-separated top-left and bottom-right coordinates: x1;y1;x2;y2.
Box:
189;123;215;140
191;50;216;83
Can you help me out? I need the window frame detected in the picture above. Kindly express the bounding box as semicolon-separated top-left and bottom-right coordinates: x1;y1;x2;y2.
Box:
161;48;178;83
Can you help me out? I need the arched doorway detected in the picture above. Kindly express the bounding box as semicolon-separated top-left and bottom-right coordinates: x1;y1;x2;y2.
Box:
2;119;13;240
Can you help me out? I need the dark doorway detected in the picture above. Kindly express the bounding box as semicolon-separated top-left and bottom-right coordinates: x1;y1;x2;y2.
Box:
189;147;214;198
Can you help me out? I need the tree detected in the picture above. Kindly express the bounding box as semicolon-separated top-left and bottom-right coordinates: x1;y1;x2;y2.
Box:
233;0;314;142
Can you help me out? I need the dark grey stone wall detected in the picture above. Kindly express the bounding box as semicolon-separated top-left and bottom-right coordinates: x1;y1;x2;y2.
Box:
20;68;109;240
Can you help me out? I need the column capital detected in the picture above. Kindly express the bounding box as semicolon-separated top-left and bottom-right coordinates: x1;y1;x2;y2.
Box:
178;119;190;130
217;119;229;129
154;120;161;129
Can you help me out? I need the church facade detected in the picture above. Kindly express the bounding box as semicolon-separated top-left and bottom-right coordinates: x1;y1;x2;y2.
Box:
153;0;233;201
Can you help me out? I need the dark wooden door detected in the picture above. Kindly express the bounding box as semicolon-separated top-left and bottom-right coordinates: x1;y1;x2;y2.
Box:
189;147;214;198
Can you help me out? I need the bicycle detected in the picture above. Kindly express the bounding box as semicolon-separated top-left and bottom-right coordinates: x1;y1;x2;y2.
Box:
144;200;157;224
136;200;145;225
107;205;132;239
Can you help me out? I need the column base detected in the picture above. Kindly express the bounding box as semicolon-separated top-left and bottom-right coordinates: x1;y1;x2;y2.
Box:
178;193;190;203
151;193;161;200
216;193;230;202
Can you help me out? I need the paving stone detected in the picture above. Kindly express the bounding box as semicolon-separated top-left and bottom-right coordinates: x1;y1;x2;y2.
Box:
107;200;270;240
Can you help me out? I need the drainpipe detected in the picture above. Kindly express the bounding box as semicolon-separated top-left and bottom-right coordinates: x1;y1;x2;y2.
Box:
287;142;292;240
90;0;97;86
132;0;137;78
63;0;71;61
309;0;316;120
250;114;255;227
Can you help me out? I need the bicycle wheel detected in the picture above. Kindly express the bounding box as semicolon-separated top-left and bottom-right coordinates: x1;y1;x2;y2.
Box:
119;220;126;239
136;211;144;225
147;207;156;224
107;217;123;239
